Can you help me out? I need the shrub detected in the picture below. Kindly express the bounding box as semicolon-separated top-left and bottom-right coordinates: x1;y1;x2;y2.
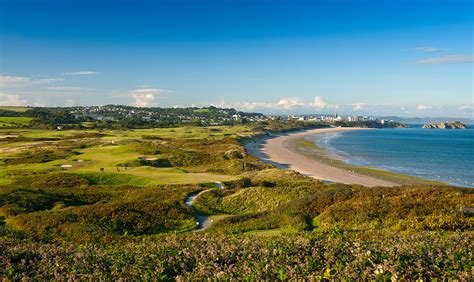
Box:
13;172;89;189
3;149;78;165
0;189;87;216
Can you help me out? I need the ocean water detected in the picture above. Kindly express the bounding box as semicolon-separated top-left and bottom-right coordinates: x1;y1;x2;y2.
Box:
313;126;474;187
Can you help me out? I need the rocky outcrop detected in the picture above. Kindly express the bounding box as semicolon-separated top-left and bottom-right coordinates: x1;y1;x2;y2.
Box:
422;121;466;129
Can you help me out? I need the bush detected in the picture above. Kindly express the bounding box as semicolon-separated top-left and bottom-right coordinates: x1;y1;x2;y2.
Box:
13;185;199;239
13;172;89;188
0;189;87;215
2;232;471;280
3;148;78;165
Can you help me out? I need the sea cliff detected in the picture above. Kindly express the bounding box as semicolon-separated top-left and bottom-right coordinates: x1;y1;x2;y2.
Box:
422;121;466;129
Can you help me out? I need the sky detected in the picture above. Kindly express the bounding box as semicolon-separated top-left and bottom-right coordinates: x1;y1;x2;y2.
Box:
0;0;473;117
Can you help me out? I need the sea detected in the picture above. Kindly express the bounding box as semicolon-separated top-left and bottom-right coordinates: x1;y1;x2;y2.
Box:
312;125;474;187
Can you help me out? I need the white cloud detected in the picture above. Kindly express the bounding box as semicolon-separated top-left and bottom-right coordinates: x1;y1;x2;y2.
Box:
276;97;304;109
0;75;31;87
64;99;75;106
214;96;338;112
131;88;167;107
0;75;64;88
239;101;274;110
0;93;26;106
213;97;305;111
352;102;366;110
132;93;155;107
210;98;472;117
132;88;162;94
414;54;474;65
36;78;65;84
458;104;473;111
312;96;329;109
211;99;273;111
47;86;86;91
416;104;432;111
410;47;442;52
65;71;100;75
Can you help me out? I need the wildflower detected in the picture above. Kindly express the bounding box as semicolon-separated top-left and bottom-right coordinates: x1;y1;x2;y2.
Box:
374;265;384;276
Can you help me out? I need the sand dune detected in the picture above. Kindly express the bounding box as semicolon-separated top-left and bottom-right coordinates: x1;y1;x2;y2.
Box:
245;127;397;187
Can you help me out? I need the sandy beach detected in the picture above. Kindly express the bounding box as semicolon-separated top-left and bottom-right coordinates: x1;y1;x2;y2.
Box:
245;127;397;187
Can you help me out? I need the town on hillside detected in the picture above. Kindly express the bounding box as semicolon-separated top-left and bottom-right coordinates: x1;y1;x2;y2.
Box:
0;105;404;129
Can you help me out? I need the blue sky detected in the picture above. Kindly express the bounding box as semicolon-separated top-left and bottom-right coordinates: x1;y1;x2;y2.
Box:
0;0;472;117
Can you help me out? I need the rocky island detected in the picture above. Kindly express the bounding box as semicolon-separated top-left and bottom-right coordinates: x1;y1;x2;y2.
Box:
422;121;466;129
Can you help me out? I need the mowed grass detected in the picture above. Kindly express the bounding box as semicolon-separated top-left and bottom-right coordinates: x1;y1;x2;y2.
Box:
1;125;258;140
0;127;244;186
0;152;236;187
0;106;29;112
59;143;235;184
0;117;32;126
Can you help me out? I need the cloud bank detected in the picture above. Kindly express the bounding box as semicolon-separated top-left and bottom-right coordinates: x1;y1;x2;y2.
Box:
0;75;64;88
416;104;432;111
65;71;100;75
415;54;474;65
0;93;26;106
211;96;472;118
410;47;442;52
131;88;167;107
47;86;86;91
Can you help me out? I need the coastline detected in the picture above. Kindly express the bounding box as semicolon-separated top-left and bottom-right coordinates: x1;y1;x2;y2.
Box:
245;127;399;187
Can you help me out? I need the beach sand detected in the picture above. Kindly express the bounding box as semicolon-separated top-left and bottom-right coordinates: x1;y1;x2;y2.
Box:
245;127;397;187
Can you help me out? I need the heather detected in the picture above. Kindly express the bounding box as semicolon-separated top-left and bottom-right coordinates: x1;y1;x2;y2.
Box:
1;231;472;280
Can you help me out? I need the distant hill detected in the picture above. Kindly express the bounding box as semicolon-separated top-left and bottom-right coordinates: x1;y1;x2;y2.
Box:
380;116;474;125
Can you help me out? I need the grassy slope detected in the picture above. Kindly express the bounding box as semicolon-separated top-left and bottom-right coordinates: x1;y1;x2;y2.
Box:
0;125;257;139
0;106;29;112
0;126;254;186
0;117;32;127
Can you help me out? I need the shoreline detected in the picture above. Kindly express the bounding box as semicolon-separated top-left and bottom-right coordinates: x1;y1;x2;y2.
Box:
245;127;398;187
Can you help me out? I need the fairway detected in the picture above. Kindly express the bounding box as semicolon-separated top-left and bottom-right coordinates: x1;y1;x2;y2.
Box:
0;117;32;126
0;106;29;112
0;126;249;186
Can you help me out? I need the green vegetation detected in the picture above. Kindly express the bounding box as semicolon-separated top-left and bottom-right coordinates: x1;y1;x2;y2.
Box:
0;124;472;279
0;105;405;130
0;117;32;127
0;106;29;112
1;105;265;129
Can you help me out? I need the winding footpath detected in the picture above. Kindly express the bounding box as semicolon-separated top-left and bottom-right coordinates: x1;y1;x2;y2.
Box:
184;181;223;231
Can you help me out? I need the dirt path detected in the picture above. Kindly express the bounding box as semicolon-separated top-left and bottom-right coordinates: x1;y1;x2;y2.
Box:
184;181;224;231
